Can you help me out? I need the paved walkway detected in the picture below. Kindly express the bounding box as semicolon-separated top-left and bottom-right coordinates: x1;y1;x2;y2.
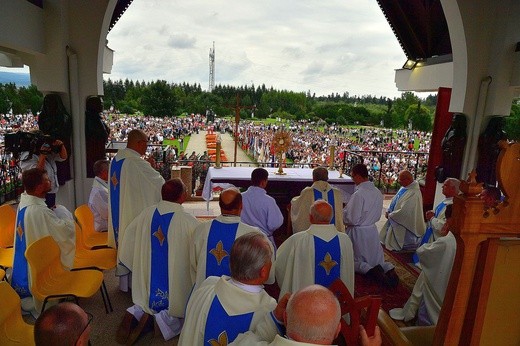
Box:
184;130;253;165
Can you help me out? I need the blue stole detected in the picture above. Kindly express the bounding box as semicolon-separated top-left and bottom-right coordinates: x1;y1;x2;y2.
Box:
11;207;31;298
388;186;408;213
149;209;174;312
314;235;341;288
204;295;254;345
413;201;447;264
109;158;125;246
313;189;336;225
206;221;239;278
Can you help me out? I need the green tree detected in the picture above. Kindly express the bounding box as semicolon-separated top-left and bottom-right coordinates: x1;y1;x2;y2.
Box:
140;80;179;117
405;102;432;131
505;102;520;140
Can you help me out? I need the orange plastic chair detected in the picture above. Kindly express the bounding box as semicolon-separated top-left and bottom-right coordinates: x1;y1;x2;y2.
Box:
74;204;108;249
73;222;116;271
0;205;16;270
73;222;115;313
0;281;35;345
25;236;105;313
0;268;5;281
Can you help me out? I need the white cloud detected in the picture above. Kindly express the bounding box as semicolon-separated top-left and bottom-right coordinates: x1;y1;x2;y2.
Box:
104;0;407;97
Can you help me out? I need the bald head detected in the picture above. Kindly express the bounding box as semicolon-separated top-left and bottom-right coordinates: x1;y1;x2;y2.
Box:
219;188;242;215
398;170;414;187
310;200;333;224
35;302;90;346
285;285;341;344
127;129;148;155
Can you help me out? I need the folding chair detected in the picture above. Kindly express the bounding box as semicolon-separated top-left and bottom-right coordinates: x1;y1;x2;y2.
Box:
73;222;115;313
329;279;381;346
25;236;106;313
0;205;16;271
74;204;108;249
0;281;35;345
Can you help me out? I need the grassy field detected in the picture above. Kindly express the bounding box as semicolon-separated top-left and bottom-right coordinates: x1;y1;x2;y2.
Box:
162;136;190;153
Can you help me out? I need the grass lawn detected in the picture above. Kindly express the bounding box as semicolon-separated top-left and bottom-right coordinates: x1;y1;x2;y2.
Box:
163;136;190;153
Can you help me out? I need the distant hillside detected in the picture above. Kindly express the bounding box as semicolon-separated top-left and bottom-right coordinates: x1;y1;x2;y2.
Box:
0;71;30;87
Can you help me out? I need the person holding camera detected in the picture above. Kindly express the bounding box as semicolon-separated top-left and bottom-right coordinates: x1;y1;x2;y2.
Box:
20;137;67;208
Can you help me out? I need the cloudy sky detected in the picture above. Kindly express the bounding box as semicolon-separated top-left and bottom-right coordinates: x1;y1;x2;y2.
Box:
106;0;407;98
1;0;408;98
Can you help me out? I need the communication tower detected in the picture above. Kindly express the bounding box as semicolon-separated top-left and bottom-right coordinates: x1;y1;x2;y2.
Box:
209;41;215;92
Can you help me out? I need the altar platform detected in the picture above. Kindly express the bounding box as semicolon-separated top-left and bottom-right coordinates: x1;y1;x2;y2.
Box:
202;166;355;202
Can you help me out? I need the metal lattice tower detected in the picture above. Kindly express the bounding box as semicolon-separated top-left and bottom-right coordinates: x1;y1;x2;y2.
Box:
209;41;215;92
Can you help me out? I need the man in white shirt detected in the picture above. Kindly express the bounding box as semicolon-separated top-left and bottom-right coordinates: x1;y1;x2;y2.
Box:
344;164;397;287
241;167;283;249
290;167;344;234
88;159;109;232
380;170;426;251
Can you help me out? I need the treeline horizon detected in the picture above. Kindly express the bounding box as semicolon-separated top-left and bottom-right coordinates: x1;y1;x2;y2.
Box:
1;79;519;138
102;79;438;131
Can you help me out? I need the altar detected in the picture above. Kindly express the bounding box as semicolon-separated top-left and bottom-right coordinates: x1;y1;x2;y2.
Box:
202;166;355;204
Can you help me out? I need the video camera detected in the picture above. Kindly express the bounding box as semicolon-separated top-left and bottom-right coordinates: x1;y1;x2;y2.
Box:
4;131;59;156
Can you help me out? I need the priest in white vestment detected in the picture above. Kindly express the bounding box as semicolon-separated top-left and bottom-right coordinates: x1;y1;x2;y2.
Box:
117;179;199;342
290;167;344;234
11;168;75;315
379;170;426;251
276;200;354;297
412;178;460;266
190;188;274;289
108;129;165;289
88;159;109;232
231;284;382;346
179;233;284;346
390;205;456;325
344;164;397;287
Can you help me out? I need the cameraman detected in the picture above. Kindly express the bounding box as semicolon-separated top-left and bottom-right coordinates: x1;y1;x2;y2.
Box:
20;138;67;208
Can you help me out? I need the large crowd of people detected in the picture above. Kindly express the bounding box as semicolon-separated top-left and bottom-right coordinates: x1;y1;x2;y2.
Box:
3;109;484;345
1;112;431;190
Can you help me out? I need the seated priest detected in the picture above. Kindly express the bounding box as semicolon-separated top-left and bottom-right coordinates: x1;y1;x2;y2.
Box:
276;200;354;297
413;178;460;266
290;166;344;234
117;178;200;343
11;168;75;316
389;205;456;325
190;187;274;289
379;170;426;251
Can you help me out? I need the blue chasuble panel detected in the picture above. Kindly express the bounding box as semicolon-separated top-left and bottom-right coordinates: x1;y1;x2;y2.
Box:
206;221;239;278
413;200;447;264
388;186;407;213
204;295;254;345
149;209;174;312
11;207;31;298
314;235;341;288
313;188;336;225
109;158;125;246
